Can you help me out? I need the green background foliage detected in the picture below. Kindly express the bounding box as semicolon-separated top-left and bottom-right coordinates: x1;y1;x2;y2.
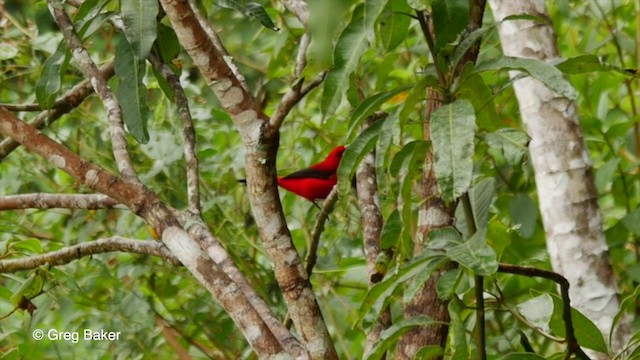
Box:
0;0;639;358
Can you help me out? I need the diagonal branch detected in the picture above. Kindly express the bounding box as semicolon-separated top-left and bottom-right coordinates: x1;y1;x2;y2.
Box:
0;107;297;358
0;237;179;273
47;0;137;179
149;54;202;216
159;1;337;358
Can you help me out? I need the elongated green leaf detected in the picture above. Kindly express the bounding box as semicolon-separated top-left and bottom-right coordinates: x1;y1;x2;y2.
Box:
338;118;385;194
380;0;411;51
476;56;577;100
445;227;498;276
365;0;388;43
356;255;447;324
455;178;495;238
449;296;469;360
549;295;608;353
431;99;476;203
322;16;369;116
120;0;158;61
348;86;412;140
451;26;491;69
364;316;441;360
216;0;279;30
432;0;469;51
456;72;501;132
435;268;460;300
36;41;68;109
115;37;150;144
555;54;632;76
380;210;402;250
414;345;444;359
610;286;640;345
485;128;529;165
390;140;430;258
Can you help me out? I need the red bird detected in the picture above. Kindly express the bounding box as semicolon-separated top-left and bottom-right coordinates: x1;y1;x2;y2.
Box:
277;145;346;201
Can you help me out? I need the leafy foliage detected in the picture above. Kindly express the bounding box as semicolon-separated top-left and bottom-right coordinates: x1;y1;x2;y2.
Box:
1;0;639;359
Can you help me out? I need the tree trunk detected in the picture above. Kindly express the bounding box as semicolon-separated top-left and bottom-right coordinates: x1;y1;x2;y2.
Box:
489;0;629;354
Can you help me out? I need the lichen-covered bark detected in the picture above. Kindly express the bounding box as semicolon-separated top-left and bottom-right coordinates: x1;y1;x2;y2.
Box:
489;0;629;353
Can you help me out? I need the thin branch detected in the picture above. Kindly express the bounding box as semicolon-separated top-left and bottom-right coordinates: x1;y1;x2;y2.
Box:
0;61;115;160
295;33;311;78
498;264;590;359
0;237;179;273
280;0;310;27
47;0;137;179
0;193;121;210
269;70;327;131
149;54;202;216
305;185;339;276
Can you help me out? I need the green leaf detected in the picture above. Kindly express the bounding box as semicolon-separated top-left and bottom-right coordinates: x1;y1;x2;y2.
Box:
380;210;402;250
516;294;553;332
435;268;460;300
156;23;181;62
364;316;441;360
451;26;491;69
347;86;412;140
431;99;476;203
509;194;538;239
432;0;469;51
414;345;444;359
364;0;388;43
445;227;498;276
115;37;150;144
610;286;639;345
356;255;447;324
555;54;631;76
456;72;501;132
621;206;640;235
243;3;279;31
499;354;547;360
595;158;620;194
338;118;384;195
549;295;608;353
322;15;369;116
455;178;495;238
485;128;530;165
36;41;68;109
390;140;430;257
380;0;411;51
449;296;469;360
120;0;158;61
476;56;577;100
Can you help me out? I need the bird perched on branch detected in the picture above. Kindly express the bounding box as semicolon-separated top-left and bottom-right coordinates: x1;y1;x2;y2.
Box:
277;145;346;202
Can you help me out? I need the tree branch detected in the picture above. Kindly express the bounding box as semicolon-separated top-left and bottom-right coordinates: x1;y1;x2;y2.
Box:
0;237;179;273
280;0;310;27
159;1;337;357
149;54;202;216
498;264;590;359
0;193;121;210
47;0;137;179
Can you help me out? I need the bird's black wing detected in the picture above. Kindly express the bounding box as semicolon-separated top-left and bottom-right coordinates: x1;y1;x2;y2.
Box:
280;167;334;180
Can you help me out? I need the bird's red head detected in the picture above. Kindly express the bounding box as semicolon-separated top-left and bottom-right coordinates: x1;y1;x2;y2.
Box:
312;145;346;172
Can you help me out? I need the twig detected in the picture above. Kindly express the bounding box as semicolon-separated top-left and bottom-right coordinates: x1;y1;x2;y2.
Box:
0;237;179;272
498;264;590;359
149;54;202;216
280;0;310;27
305;185;339;276
47;0;137;179
0;193;121;210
